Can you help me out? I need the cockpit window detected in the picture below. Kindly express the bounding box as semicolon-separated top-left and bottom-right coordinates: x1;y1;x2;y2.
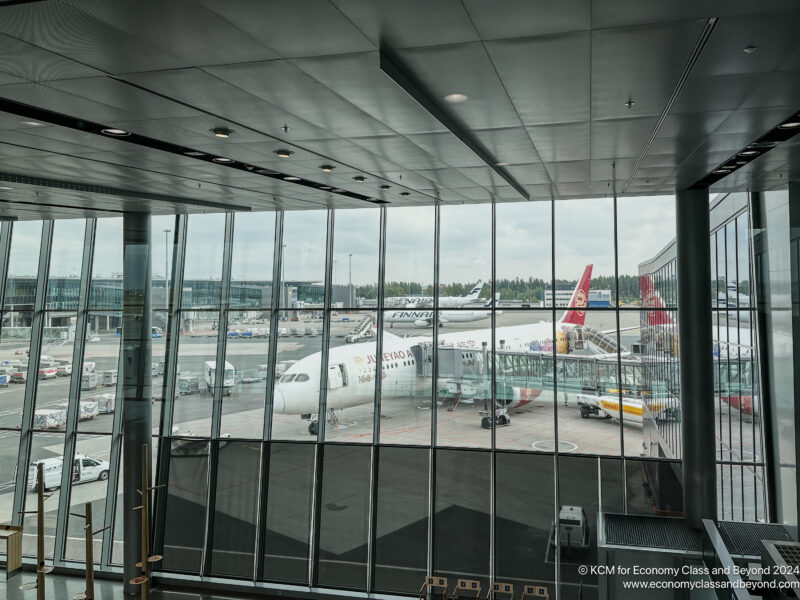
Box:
279;374;296;383
295;373;310;382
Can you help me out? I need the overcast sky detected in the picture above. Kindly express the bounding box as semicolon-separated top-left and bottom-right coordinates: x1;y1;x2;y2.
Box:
7;196;677;284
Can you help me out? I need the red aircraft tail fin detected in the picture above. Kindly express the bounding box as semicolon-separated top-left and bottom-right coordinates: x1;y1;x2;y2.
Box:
561;265;593;326
639;275;674;325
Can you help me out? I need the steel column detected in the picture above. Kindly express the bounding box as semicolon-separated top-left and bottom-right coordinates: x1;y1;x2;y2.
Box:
122;212;152;595
676;187;716;528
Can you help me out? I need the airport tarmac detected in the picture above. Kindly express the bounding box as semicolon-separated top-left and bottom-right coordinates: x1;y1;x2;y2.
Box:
0;308;764;560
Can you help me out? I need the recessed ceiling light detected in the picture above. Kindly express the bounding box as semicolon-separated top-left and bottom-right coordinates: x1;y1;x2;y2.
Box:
211;127;234;138
332;188;344;193
184;151;205;157
380;184;391;190
212;157;233;163
22;120;43;127
283;176;301;181
778;121;800;129
495;162;509;167
101;128;130;137
352;176;366;182
274;149;294;158
739;150;759;157
712;169;730;174
400;192;410;197
319;165;335;172
320;185;332;190
749;141;776;149
444;93;468;103
256;168;278;175
743;45;757;54
0;186;12;191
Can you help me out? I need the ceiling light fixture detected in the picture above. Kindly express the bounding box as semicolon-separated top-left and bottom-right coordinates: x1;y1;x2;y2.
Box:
399;192;410;197
0;186;13;191
211;127;234;138
332;188;344;193
212;157;233;163
320;185;332;190
739;150;759;156
380;184;391;190
274;149;294;158
22;120;43;126
319;165;335;172
778;121;800;129
712;169;730;174
495;162;509;167
444;93;468;103
101;128;130;137
743;45;757;54
353;176;366;182
283;176;301;181
184;150;205;157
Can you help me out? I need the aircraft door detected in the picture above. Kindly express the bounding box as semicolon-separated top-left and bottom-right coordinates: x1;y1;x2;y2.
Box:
328;364;347;389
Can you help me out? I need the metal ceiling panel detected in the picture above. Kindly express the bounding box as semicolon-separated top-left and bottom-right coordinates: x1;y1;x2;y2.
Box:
198;0;374;59
689;11;800;77
394;42;523;130
205;60;396;139
66;0;280;67
0;82;145;124
738;69;800;110
591;0;800;29
670;72;766;114
330;0;479;48
502;164;551;185
591;117;659;159
0;2;191;74
123;67;340;142
292;52;447;136
591;20;708;120
484;32;590;126
526;122;590;162
464;0;590;40
403;132;486;168
544;160;590;184
46;77;201;120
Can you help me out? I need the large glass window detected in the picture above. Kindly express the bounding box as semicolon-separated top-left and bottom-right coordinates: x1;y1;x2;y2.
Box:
230;212;275;310
209;441;261;578
316;444;370;590
281;211;327;309
383;206;434;308
182;213;225;310
90;217;123;310
332;208;379;309
4;221;43;311
262;442;314;584
374;447;428;594
161;438;209;574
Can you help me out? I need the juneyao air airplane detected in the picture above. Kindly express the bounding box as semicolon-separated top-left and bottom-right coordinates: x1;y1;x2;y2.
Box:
386;280;485;309
273;266;593;433
638;274;758;417
384;294;500;328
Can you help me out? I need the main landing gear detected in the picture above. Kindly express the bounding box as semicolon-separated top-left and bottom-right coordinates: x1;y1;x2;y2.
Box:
480;408;511;429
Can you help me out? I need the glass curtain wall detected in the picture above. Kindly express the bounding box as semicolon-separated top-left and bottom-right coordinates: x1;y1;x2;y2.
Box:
0;195;769;599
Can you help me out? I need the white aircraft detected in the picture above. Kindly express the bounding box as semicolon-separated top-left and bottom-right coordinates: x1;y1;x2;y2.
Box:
384;294;500;328
386;280;485;309
274;266;593;434
639;274;759;418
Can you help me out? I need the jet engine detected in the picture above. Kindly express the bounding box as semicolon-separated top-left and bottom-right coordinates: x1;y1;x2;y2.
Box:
414;319;431;328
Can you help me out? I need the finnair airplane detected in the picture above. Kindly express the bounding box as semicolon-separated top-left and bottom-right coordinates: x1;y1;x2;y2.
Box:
274;266;593;433
386;281;485;309
384;294;500;328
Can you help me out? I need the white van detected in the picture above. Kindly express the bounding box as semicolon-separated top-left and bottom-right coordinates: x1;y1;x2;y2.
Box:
27;454;110;491
204;361;235;396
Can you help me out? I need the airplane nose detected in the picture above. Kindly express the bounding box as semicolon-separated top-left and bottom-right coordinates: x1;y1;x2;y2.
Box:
273;388;285;414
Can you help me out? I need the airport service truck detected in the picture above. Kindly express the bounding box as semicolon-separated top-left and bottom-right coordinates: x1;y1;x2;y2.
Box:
204;361;235;396
26;454;110;491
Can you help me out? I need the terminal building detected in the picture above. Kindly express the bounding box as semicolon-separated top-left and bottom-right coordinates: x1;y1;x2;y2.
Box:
0;3;799;600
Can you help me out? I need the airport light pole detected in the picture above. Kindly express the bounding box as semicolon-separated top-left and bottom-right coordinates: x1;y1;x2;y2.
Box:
348;253;353;304
163;228;171;311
